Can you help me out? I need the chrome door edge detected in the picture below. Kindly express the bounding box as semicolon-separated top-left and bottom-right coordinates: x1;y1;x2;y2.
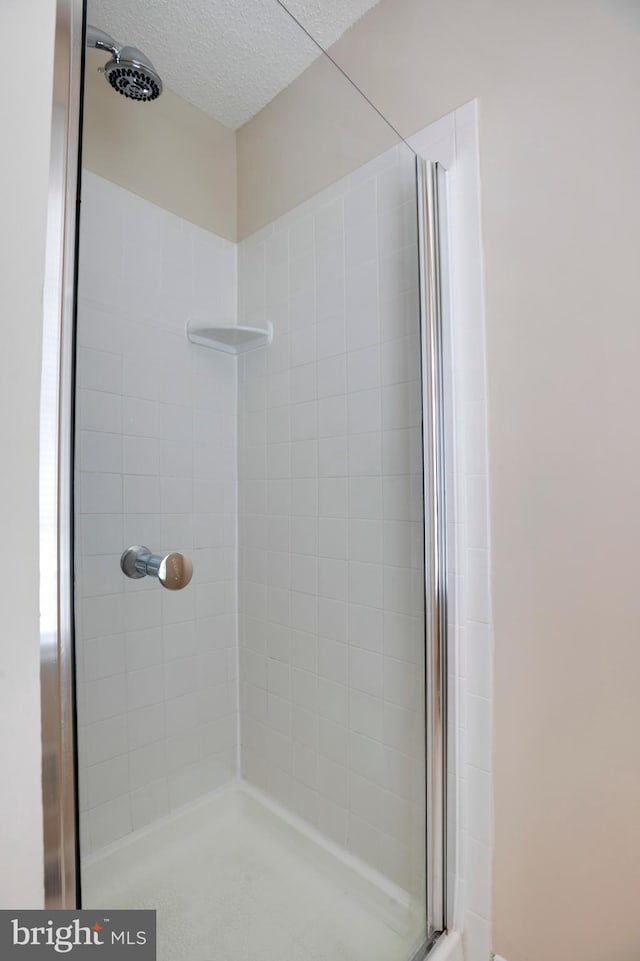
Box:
417;157;448;940
40;0;84;908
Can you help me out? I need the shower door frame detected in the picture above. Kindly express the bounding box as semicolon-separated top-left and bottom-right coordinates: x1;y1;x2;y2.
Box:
40;0;85;908
417;157;449;945
40;0;449;951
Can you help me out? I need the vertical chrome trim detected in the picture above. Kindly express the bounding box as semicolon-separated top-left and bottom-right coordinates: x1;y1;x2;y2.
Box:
417;158;448;939
40;0;84;908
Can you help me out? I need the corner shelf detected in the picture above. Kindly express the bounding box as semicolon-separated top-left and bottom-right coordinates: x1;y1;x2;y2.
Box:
186;321;273;355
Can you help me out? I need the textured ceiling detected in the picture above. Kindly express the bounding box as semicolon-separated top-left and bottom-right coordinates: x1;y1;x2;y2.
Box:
86;0;382;129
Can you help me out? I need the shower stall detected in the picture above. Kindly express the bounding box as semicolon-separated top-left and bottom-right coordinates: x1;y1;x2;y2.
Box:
42;2;450;959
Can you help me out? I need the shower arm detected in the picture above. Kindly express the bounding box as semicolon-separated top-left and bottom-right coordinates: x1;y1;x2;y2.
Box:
86;24;121;60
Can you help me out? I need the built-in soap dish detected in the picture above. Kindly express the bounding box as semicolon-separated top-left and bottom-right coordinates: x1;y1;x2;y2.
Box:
186;321;273;355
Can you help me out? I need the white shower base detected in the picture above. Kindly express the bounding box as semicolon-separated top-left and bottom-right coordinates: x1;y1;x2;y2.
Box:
82;783;425;961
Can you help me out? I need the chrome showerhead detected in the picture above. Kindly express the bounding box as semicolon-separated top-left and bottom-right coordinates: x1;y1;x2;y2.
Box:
86;25;163;102
104;48;162;102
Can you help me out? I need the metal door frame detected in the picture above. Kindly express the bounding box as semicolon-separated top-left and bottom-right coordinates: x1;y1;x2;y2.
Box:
417;157;449;945
40;0;84;908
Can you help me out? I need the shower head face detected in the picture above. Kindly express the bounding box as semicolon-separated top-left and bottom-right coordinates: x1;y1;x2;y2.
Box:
104;47;163;102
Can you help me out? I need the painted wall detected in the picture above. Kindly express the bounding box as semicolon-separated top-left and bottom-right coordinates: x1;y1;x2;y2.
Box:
237;144;426;902
76;173;238;857
83;50;237;241
236;54;398;239
0;0;56;909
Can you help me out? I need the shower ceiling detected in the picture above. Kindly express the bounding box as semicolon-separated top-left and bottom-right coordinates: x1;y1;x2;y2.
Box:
86;0;383;129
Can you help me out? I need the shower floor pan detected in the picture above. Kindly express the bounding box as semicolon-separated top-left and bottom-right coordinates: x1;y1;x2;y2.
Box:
82;783;424;961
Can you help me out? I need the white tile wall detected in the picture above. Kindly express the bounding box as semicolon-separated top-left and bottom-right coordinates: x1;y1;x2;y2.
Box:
75;173;239;855
237;144;427;901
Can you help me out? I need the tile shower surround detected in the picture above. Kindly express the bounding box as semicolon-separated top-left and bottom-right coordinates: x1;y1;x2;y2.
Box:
237;144;427;897
76;143;448;909
75;108;492;959
75;172;239;854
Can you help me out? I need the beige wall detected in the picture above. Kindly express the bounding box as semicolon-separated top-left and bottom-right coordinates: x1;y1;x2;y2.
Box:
83;50;237;240
0;0;56;908
236;53;399;238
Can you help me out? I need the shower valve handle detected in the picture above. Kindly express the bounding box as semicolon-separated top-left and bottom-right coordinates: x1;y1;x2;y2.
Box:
121;546;193;591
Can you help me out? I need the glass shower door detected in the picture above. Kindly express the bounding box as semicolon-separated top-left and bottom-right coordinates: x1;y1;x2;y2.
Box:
72;1;442;957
